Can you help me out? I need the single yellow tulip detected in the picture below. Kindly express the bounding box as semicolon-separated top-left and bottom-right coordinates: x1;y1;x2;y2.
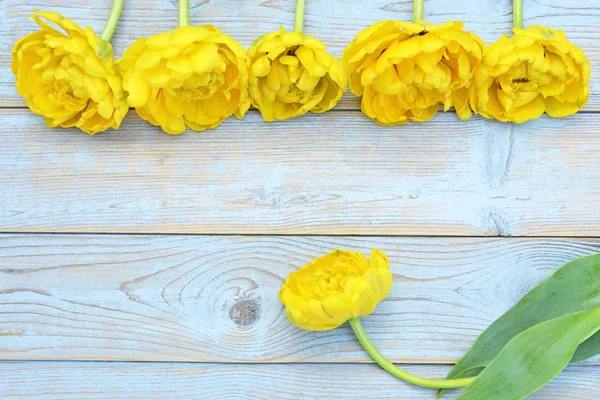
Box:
473;25;590;123
118;26;250;134
248;27;347;121
279;246;476;390
342;20;485;125
12;10;128;134
279;249;392;331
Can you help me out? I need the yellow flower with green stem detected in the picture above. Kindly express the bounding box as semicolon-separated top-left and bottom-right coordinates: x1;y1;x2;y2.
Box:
117;0;250;134
279;249;476;389
11;2;128;134
247;0;347;121
472;0;590;123
280;250;600;399
342;0;485;125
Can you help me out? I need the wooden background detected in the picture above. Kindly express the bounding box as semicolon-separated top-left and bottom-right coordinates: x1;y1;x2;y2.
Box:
1;0;600;398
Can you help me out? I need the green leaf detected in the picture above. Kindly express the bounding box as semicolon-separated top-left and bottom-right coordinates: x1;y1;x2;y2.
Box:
572;329;600;362
444;254;600;386
457;307;600;400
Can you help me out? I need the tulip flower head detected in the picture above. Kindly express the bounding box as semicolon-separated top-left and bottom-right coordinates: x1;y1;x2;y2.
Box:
343;20;485;125
118;26;250;134
279;249;392;331
12;10;128;134
248;27;347;121
473;25;590;123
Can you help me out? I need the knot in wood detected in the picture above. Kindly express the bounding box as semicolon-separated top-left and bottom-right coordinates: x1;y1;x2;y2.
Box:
229;298;262;327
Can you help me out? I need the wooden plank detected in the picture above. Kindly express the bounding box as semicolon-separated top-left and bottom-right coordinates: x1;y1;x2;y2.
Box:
2;0;599;110
2;234;600;363
0;361;598;399
2;110;600;235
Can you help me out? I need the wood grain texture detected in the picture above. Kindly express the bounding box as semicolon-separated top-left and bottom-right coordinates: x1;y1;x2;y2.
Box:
1;0;599;110
2;109;600;235
0;362;598;399
2;234;600;363
3;1;600;396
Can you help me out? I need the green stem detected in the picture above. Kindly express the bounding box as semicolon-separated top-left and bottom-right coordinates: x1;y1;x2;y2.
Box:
294;0;305;33
100;0;124;42
179;0;190;27
412;0;424;22
513;0;523;29
349;318;475;389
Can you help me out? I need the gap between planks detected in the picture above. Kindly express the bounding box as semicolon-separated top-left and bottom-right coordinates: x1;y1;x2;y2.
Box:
5;231;600;239
2;105;600;113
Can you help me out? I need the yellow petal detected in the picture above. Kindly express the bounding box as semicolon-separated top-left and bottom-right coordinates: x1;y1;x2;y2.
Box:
34;10;85;37
135;49;162;69
170;26;210;47
166;54;193;73
146;31;173;49
510;94;545;123
414;48;444;74
545;97;580;118
296;45;327;77
296;69;320;92
252;55;272;78
189;42;219;74
125;68;150;107
145;66;171;87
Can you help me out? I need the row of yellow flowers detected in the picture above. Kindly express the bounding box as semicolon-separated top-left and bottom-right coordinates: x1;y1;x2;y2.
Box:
12;0;591;135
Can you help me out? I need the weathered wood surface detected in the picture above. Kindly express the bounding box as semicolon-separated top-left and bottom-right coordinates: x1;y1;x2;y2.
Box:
1;362;598;399
2;234;600;363
2;0;600;397
2;109;600;235
1;0;599;110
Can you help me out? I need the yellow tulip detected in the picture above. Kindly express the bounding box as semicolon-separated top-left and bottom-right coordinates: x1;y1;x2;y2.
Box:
279;249;392;331
248;27;347;121
118;26;250;134
474;25;591;123
11;10;128;134
342;20;485;125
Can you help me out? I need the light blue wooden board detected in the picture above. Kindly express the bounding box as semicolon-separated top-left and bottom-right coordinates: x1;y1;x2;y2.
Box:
1;234;600;364
1;362;598;399
1;0;599;108
1;110;600;235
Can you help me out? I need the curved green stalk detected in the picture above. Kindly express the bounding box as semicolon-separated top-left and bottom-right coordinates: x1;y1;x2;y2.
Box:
294;0;306;33
349;318;475;389
412;0;424;22
179;0;190;27
100;0;124;42
513;0;523;29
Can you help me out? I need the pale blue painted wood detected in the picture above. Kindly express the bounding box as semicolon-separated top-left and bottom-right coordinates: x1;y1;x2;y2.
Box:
1;0;599;108
1;0;600;398
1;110;600;235
1;234;600;364
1;362;598;399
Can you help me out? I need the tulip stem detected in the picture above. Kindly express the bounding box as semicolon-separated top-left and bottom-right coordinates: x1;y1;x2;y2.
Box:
100;0;124;42
513;0;523;29
349;318;476;389
179;0;191;27
412;0;424;22
294;0;306;33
